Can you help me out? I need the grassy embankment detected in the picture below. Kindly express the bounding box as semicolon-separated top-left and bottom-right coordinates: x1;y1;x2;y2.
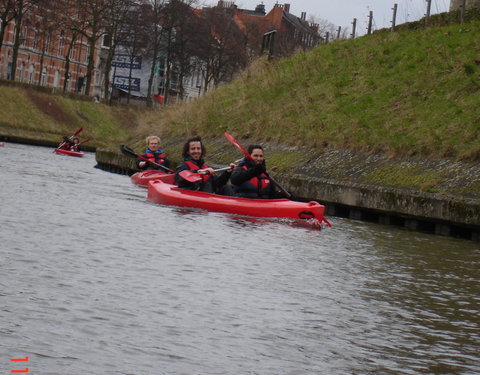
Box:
134;16;480;193
1;13;479;194
0;82;137;148
139;20;479;158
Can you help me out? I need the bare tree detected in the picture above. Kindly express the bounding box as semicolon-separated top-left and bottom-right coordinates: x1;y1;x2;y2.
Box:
56;0;86;92
33;0;62;85
9;0;39;81
102;0;134;101
195;6;247;90
308;15;338;42
73;0;110;95
118;2;149;103
140;0;167;106
0;0;16;52
163;0;199;101
239;17;263;62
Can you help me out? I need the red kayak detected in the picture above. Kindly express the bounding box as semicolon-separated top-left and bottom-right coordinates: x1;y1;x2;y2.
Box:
55;148;84;157
147;178;328;226
130;170;171;187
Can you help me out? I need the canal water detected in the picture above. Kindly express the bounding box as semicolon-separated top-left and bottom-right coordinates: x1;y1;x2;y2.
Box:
1;143;479;375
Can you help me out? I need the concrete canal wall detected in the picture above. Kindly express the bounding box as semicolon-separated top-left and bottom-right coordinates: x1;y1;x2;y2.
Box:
95;146;480;242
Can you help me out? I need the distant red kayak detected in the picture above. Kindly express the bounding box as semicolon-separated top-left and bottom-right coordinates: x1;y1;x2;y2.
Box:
147;178;327;225
130;170;171;187
54;148;84;157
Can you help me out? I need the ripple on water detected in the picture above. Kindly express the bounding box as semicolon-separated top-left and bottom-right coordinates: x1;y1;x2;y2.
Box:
0;144;479;375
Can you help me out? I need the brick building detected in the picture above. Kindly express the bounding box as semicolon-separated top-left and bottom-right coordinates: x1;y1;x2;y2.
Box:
0;9;103;96
219;1;320;56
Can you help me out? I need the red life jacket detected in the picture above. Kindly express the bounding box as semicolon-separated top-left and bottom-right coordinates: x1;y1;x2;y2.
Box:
183;160;212;183
240;165;270;192
145;151;166;165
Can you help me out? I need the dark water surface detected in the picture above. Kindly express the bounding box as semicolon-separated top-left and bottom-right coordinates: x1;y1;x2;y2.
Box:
1;143;479;375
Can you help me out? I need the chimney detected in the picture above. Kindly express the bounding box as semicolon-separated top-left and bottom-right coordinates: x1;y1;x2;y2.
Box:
284;3;290;13
301;11;306;21
255;3;266;15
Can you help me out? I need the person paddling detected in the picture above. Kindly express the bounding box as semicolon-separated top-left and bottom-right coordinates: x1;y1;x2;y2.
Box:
58;135;74;150
70;137;82;152
56;128;83;151
175;136;235;195
231;144;287;199
137;136;170;171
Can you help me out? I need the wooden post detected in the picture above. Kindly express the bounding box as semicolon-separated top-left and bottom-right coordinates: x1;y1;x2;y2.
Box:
325;31;330;44
425;0;432;26
391;4;398;31
336;26;342;40
351;18;357;39
460;0;466;23
367;11;373;34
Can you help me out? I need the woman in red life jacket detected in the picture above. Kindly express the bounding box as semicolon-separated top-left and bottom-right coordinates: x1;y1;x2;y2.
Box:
175;136;235;195
137;135;170;170
231;145;285;199
70;137;82;152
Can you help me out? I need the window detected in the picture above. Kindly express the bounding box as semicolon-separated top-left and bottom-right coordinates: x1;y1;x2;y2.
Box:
54;70;60;88
102;34;111;48
29;65;34;83
58;31;65;56
33;29;38;49
20;63;26;82
45;34;51;53
7;62;13;80
41;68;47;86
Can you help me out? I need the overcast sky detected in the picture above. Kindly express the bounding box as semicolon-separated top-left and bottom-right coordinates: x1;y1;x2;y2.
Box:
205;0;451;35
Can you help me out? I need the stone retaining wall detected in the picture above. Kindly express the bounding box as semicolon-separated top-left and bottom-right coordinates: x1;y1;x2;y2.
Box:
96;147;480;242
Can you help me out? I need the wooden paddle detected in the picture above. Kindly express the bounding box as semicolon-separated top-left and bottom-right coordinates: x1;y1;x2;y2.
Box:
55;127;83;151
224;132;292;198
120;145;174;173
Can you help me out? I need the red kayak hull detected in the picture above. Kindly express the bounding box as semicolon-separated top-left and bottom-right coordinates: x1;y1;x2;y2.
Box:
55;148;84;157
130;170;172;187
147;179;325;221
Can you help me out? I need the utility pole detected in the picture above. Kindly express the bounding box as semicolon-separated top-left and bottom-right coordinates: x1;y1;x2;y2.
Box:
391;4;398;31
425;0;432;26
367;11;373;35
351;18;357;39
336;26;342;40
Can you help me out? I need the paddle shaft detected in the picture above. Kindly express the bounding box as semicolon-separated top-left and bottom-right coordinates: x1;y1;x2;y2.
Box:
179;166;234;182
224;133;291;198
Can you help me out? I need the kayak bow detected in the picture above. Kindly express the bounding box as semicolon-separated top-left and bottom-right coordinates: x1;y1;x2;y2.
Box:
131;170;172;187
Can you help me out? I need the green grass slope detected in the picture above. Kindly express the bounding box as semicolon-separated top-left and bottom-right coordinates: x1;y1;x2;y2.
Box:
0;83;138;148
141;19;480;161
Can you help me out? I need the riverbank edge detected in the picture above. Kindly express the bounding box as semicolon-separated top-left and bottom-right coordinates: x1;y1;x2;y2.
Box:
94;146;480;242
